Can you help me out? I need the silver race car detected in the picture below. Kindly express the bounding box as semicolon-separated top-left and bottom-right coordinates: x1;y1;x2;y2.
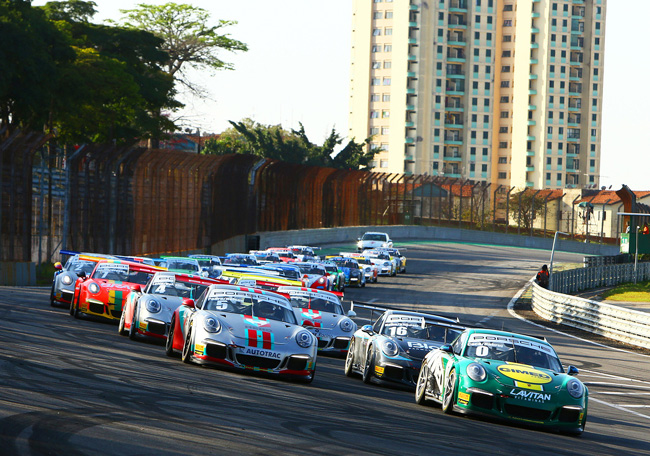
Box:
344;302;465;390
276;286;357;356
50;252;115;307
165;284;318;382
119;271;222;340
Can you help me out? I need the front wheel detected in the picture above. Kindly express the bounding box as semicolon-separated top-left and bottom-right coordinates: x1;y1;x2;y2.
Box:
70;293;80;319
362;346;375;384
344;339;356;377
442;369;457;414
50;284;56;307
118;309;127;336
415;364;430;405
165;316;177;357
181;326;194;364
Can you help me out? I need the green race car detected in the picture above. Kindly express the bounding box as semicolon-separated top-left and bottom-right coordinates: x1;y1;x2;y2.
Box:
415;328;587;435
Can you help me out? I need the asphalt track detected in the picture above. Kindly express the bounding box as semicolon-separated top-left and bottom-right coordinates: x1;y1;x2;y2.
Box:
1;241;649;455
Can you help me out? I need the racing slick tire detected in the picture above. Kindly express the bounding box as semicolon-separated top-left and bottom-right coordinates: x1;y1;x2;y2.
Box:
128;303;138;340
118;309;127;336
50;284;56;307
70;294;80;319
344;339;356;377
362;346;375;384
181;326;194;364
165;317;177;357
415;364;430;405
442;368;457;414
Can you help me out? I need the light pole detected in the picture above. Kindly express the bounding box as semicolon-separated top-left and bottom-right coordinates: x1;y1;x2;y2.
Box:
549;231;569;290
635;225;640;284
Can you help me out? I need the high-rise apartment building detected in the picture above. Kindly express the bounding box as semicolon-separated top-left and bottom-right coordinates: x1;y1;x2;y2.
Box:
349;0;606;190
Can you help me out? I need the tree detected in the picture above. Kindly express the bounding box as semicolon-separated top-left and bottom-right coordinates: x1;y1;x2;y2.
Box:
509;189;546;230
112;3;248;96
39;0;98;22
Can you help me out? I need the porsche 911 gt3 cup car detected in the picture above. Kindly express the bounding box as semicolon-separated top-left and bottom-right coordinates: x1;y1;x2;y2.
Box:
119;271;224;340
165;284;317;382
344;303;465;390
357;232;393;252
293;262;330;290
70;259;165;321
415;328;588;435
276;286;356;355
326;256;366;287
340;253;378;284
50;252;115;307
189;254;223;278
362;251;395;276
320;261;345;292
377;248;406;273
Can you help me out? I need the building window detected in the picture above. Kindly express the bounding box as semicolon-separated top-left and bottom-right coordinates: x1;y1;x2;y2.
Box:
503;35;512;42
385;28;393;35
384;44;392;52
382;94;390;102
385;11;393;19
384;61;392;69
370;111;379;119
502;50;511;58
503;20;512;26
371;94;380;102
382;127;390;135
504;4;513;11
501;80;510;88
373;28;382;36
500;96;509;103
499;172;507;179
371;78;380;86
373;12;382;19
502;66;510;72
380;160;389;168
382;110;390;118
383;78;391;85
499;127;508;133
372;45;381;53
498;157;507;163
482;164;488;172
500;111;509;118
499;142;508;148
372;61;381;69
370;127;379;135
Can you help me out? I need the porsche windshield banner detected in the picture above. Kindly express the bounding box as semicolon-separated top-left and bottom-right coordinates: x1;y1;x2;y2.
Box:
467;333;555;356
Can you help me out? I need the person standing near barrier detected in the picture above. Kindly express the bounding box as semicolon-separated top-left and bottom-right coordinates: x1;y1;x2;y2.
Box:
536;264;549;289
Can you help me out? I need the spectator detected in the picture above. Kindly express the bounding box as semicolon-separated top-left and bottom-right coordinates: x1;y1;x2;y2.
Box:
536;264;549;289
643;224;649;235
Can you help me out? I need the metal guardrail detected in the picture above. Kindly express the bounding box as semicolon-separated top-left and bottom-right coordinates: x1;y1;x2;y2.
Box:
551;262;650;294
532;281;650;350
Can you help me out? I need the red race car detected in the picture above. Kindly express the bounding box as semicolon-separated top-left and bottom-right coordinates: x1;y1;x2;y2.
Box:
70;259;166;321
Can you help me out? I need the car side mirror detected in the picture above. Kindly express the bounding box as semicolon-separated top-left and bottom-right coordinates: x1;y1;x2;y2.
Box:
182;298;195;308
131;284;142;293
54;262;63;270
567;365;579;376
361;324;373;334
347;310;357;318
440;344;453;353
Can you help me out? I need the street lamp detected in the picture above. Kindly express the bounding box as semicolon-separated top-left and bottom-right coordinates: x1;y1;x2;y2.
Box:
549;231;569;290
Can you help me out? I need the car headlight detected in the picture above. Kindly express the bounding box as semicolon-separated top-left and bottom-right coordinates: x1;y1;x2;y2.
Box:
62;274;73;285
296;330;314;348
339;318;355;333
203;316;221;333
365;267;371;272
566;378;584;398
467;362;487;382
318;277;325;284
88;282;100;294
381;340;399;357
145;299;161;313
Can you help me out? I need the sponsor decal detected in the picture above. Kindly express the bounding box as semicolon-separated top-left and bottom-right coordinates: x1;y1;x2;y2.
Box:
468;334;555;356
194;343;205;355
385;315;425;328
407;341;438;351
247;329;274;349
497;364;552;384
139;322;147;331
458;392;470;405
242;347;281;359
243;315;271;328
109;290;124;309
375;365;385;376
510;388;551;403
303;320;322;329
152;274;175;285
97;263;129;273
301;309;322;319
514;381;544;391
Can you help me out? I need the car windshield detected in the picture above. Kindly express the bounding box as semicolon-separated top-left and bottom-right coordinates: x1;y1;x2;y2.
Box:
92;264;153;285
323;264;338;274
464;334;563;372
298;265;326;275
382;317;461;343
289;296;343;314
344;261;358;269
203;295;297;324
70;259;97;275
363;234;387;241
166;260;199;272
148;278;209;299
224;255;257;265
195;258;221;268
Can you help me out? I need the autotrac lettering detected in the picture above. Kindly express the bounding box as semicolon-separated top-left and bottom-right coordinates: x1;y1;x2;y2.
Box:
510;389;551;403
242;348;281;359
497;364;553;384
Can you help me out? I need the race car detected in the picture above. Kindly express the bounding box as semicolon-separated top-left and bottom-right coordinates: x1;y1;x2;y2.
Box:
293;262;330;290
165;284;317;382
70;259;165;321
343;255;378;284
220;269;303;291
344;303;465;390
320;261;345;292
357;231;393;252
119;271;225;341
50;252;115;307
326;256;366;288
377;247;406;273
161;256;204;276
222;253;260;267
286;245;319;262
276;286;356;356
249;250;283;264
363;250;396;276
415;328;588;435
189;254;223;278
265;248;299;263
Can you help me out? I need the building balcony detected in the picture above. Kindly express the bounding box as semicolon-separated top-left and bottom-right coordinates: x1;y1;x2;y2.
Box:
408;55;418;61
405;137;415;144
531;43;539;49
444;173;462;178
526;166;535;172
529;89;537;95
530;59;538;65
405;155;414;161
409;4;419;10
527;120;536;126
527;151;535;156
567;136;580;142
529;74;538;80
526;181;534;187
407;88;416;94
527;135;535;141
443;155;463;161
446;90;465;96
532;12;540;18
444;139;463;145
529;105;537;110
405;121;415;127
448;40;467;46
407;104;416;111
407;71;417;78
409;22;419;28
408;38;418;45
447;57;466;63
531;28;539;33
445;123;464;129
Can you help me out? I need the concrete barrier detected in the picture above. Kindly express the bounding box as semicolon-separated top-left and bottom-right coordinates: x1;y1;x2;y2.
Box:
0;262;36;286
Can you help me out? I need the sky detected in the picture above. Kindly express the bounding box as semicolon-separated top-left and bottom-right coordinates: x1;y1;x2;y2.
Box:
31;0;648;191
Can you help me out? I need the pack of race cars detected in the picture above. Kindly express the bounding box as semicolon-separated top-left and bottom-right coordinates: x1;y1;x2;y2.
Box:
48;233;587;435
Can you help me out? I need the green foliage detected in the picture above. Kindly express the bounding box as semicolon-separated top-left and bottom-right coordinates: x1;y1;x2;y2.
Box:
40;0;97;22
201;118;376;170
509;190;546;230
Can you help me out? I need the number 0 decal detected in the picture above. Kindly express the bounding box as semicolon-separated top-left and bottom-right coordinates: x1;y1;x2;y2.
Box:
476;345;489;357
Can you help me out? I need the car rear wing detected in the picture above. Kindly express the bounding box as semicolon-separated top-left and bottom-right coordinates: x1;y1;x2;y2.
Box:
351;301;463;327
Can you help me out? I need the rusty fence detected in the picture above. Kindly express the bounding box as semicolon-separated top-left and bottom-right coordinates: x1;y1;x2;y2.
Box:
0;131;620;264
